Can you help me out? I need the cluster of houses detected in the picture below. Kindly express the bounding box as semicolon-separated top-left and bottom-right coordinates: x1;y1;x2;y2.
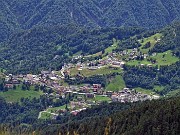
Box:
4;74;21;89
4;70;160;118
111;88;159;103
61;54;125;77
118;48;149;61
66;47;159;76
4;70;105;95
5;71;61;89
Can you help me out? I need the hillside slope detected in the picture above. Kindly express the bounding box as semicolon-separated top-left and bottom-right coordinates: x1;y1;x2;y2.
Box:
37;97;180;135
1;96;180;135
0;26;144;74
1;0;180;42
0;0;19;42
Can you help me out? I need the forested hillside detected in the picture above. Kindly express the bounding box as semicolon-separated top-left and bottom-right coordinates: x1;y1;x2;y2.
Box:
36;97;180;135
0;20;180;78
0;0;20;42
1;96;180;135
0;26;144;74
1;0;180;42
1;0;180;74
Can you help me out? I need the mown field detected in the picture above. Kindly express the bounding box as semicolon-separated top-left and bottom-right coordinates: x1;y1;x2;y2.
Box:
70;66;122;77
139;33;162;53
127;50;179;66
0;86;43;102
106;75;126;91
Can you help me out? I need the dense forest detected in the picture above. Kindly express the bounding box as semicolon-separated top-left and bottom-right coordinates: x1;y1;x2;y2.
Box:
0;95;131;135
1;0;180;42
0;25;144;74
123;62;180;95
0;96;180;135
41;96;180;135
150;22;180;57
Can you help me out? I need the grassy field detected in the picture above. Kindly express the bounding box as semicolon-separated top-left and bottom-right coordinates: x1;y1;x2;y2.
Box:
152;50;179;66
0;86;43;102
47;104;70;113
40;112;53;119
39;104;70;119
106;75;126;91
85;38;118;58
104;38;118;54
85;51;103;58
94;95;111;102
127;50;179;66
126;59;151;66
70;66;122;77
154;85;164;92
135;87;159;95
139;33;162;53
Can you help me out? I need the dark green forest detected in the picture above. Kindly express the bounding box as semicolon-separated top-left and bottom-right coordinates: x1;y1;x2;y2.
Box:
1;0;180;42
41;97;180;135
150;22;180;57
123;62;180;95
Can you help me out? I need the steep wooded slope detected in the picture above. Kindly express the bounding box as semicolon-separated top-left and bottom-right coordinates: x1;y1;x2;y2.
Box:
0;25;144;74
0;0;19;42
1;96;180;135
37;97;180;135
1;0;180;42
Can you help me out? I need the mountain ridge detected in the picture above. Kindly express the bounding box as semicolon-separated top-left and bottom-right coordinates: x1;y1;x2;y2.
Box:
1;0;180;42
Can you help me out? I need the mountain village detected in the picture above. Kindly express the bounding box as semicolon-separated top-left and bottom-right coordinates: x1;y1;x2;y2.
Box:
3;48;160;119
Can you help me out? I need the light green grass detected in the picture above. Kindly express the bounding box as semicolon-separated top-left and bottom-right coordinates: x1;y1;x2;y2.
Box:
126;59;151;66
70;66;122;77
154;85;164;92
166;89;180;97
40;112;53;119
94;95;111;102
140;33;162;53
126;50;179;66
106;75;126;91
47;104;69;113
151;50;179;66
40;105;70;119
135;87;156;95
85;51;102;58
104;38;118;54
0;87;43;102
85;38;118;58
135;86;164;95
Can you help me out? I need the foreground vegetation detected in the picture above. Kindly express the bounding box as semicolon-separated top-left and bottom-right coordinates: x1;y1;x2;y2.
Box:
1;95;180;135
